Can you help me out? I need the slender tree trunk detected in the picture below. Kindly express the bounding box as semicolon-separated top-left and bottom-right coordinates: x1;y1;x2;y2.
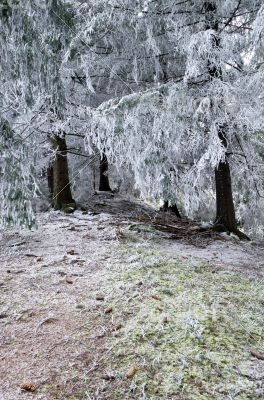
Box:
163;200;181;218
47;164;54;197
51;134;75;210
99;153;112;192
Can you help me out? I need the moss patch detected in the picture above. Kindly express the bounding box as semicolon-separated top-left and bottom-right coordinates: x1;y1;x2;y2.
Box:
102;245;264;399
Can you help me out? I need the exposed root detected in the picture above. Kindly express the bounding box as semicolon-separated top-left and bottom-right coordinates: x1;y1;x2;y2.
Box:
231;228;251;241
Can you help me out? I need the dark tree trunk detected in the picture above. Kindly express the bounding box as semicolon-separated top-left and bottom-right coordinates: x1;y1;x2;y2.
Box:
47;164;54;197
163;200;181;218
99;153;112;192
214;161;249;240
215;162;235;227
164;200;169;210
51;135;75;210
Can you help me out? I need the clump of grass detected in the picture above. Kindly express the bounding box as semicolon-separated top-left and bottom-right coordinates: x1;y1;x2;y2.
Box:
104;245;264;399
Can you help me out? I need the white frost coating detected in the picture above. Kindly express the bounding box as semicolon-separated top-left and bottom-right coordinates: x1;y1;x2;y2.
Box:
81;0;264;235
0;0;263;235
0;119;37;228
0;1;76;227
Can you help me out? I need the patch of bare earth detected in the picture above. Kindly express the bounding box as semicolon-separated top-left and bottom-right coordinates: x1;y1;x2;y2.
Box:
0;195;263;399
0;211;122;399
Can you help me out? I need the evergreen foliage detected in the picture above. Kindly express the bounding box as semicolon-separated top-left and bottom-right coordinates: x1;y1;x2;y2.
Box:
0;0;263;235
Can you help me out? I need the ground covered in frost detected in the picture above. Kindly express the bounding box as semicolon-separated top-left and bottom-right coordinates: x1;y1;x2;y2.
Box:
0;195;264;399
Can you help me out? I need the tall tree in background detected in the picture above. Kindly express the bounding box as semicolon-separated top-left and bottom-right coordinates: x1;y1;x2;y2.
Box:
99;153;112;192
71;0;185;207
50;134;75;210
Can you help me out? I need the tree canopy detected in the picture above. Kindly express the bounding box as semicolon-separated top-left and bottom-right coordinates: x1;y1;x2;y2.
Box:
0;0;263;236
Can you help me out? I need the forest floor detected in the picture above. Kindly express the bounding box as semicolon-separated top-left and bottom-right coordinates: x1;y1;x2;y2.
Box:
0;194;264;400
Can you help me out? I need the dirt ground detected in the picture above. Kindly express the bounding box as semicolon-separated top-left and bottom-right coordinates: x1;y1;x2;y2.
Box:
0;196;263;400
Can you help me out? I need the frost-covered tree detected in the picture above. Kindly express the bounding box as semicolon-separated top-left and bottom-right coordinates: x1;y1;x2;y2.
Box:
0;0;79;222
0;1;41;227
84;0;264;237
68;0;187;207
1;0;263;236
0;118;37;228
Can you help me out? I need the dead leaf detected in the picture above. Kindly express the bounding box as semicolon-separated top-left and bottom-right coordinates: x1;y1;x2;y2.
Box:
65;277;74;284
102;374;116;381
195;378;203;387
67;249;75;255
113;323;122;331
20;382;37;392
126;366;138;378
96;294;105;301
161;316;168;324
250;350;264;360
150;294;161;301
105;307;113;314
36;257;43;262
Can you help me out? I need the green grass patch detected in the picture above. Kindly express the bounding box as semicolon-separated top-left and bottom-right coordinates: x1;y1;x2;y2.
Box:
104;246;264;399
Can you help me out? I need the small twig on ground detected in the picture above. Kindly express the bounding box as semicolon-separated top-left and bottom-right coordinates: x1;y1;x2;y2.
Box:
35;317;58;335
9;241;26;247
